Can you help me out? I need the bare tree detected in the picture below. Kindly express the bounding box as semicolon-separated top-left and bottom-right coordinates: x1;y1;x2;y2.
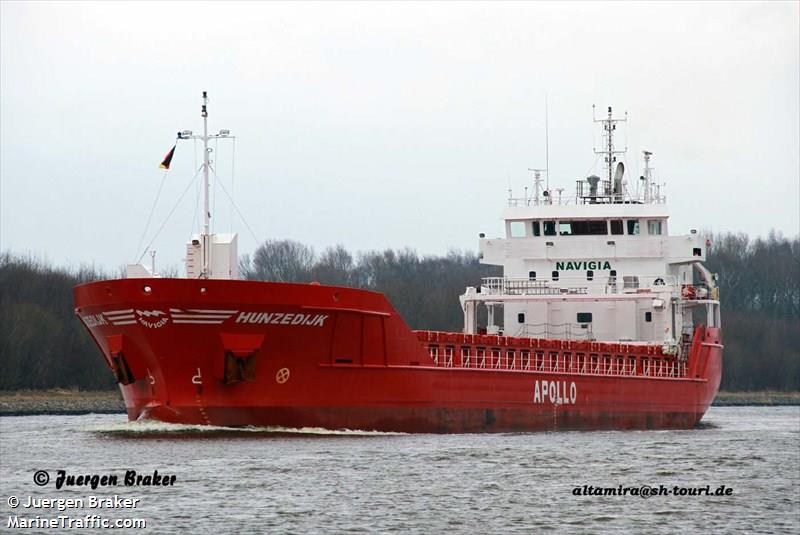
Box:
248;240;315;282
311;245;355;287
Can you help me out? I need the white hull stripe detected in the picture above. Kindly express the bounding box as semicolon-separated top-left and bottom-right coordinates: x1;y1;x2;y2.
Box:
107;313;136;324
104;309;134;317
172;312;233;318
173;320;227;324
169;308;238;314
171;313;234;319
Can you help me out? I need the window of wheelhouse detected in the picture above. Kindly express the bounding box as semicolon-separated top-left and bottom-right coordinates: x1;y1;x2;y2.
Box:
532;221;541;236
627;219;640;235
610;220;624;235
647;220;663;235
557;220;608;236
528;271;536;281
509;221;526;238
543;221;556;236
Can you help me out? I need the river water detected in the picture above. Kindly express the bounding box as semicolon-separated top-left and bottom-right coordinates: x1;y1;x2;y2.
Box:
0;407;798;534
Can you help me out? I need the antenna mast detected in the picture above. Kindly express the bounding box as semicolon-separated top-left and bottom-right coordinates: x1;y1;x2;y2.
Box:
545;94;550;192
593;105;627;198
642;150;653;203
528;168;546;205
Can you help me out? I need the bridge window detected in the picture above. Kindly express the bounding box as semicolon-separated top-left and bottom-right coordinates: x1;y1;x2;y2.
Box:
627;219;640;235
518;313;525;324
528;271;536;281
557;220;608;236
532;221;541;236
552;271;559;281
510;221;526;238
610;220;624;235
647;220;663;235
577;312;593;323
543;221;556;236
623;275;640;289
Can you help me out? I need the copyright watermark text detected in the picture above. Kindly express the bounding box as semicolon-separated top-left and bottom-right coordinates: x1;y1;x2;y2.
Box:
573;484;734;498
31;469;176;489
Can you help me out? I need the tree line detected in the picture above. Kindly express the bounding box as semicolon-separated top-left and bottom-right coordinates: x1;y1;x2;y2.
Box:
0;232;797;391
703;231;799;391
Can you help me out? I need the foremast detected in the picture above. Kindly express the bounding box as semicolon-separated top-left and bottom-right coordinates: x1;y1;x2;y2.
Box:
177;92;236;279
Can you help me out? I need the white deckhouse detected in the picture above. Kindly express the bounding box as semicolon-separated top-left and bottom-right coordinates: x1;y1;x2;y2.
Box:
461;107;720;357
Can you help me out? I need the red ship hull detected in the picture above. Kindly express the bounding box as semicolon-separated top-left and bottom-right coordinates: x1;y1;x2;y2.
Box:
74;278;723;433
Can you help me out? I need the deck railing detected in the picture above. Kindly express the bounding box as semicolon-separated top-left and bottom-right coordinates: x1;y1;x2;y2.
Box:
426;344;687;379
515;322;594;340
479;275;679;297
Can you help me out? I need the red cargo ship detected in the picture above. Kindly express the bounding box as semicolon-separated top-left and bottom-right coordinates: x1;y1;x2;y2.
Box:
74;96;722;432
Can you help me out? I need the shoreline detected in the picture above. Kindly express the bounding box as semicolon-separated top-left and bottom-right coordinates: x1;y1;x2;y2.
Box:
0;390;124;416
0;389;798;417
712;390;800;406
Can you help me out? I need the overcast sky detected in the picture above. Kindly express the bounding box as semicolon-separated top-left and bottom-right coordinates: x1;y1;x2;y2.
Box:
1;1;798;272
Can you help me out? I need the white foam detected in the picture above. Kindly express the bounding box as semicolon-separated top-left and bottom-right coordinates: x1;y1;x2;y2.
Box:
87;420;406;436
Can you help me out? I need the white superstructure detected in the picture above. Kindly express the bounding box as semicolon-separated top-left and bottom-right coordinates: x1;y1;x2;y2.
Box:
461;107;720;355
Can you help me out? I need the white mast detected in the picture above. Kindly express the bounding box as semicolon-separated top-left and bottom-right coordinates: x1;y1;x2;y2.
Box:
528;168;546;205
593;105;627;201
642;150;653;203
545;94;550;193
177;91;234;279
202;92;210;277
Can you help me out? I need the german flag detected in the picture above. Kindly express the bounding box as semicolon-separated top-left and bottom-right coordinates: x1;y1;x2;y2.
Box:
159;144;176;170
